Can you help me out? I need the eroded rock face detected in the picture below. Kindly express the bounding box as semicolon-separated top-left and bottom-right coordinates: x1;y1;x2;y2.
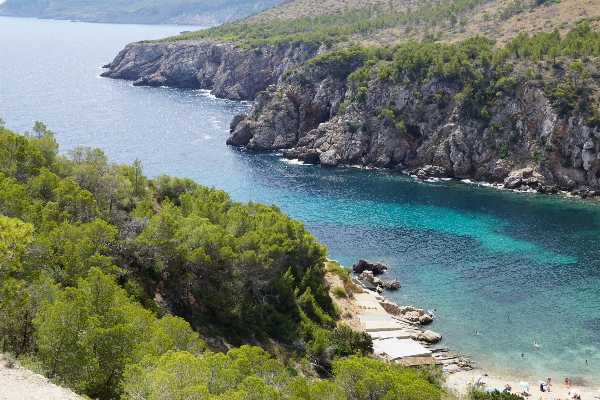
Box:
227;60;600;195
101;41;320;101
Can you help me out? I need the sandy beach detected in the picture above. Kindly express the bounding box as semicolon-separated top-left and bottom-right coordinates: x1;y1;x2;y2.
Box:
446;370;599;400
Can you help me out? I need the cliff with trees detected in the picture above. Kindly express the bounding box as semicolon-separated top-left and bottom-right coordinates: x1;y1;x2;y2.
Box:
228;23;600;196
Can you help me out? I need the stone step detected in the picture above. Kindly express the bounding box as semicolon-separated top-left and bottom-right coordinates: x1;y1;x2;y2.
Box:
361;320;404;332
367;330;411;339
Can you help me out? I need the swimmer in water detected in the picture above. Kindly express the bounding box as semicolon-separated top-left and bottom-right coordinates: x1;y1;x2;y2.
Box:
475;331;482;335
534;341;539;347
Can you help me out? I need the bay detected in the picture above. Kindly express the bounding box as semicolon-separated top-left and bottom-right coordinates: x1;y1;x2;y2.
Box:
1;16;599;385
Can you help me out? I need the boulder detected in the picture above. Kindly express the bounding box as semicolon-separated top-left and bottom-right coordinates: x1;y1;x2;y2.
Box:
352;260;388;275
404;311;421;322
226;123;252;146
382;279;400;291
319;150;338;167
230;114;246;132
416;330;442;343
419;314;433;325
503;173;522;189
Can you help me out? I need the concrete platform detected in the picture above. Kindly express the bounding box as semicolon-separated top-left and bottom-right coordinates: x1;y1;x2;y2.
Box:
357;314;393;322
355;300;387;315
368;330;411;339
352;292;381;302
373;338;431;359
399;356;442;366
361;320;404;332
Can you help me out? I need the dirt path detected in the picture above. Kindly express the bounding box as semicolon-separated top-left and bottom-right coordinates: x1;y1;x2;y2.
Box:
0;356;82;400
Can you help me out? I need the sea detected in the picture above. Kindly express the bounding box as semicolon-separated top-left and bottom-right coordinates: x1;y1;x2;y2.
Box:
1;16;598;386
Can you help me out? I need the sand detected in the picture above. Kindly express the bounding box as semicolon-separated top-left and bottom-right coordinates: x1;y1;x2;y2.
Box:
0;356;82;400
446;370;599;400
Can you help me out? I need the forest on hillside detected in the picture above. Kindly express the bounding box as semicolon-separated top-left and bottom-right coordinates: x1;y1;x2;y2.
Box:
0;120;456;399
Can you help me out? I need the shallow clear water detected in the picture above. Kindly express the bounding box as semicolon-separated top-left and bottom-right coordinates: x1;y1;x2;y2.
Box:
1;16;599;386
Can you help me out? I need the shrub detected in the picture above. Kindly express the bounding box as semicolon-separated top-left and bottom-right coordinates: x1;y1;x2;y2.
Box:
489;121;504;133
3;353;17;368
498;145;509;159
333;286;347;298
327;261;350;282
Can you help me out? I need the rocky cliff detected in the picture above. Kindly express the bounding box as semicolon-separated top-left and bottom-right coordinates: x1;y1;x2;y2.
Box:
101;40;321;101
0;0;278;25
228;55;600;196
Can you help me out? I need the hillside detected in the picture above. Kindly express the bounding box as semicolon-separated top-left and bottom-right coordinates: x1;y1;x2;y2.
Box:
0;0;278;25
227;24;600;197
0;120;457;399
165;0;600;48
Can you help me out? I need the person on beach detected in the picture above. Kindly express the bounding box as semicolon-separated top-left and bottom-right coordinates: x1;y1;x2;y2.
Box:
539;383;544;392
547;377;551;386
568;378;572;386
565;377;569;386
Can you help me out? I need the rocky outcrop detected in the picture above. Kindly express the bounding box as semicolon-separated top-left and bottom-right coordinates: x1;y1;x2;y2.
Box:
412;329;442;343
357;271;399;292
352;260;388;275
101;41;321;101
228;57;600;196
381;278;400;291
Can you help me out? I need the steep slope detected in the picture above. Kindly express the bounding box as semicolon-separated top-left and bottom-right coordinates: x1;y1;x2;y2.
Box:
227;27;600;196
0;0;278;25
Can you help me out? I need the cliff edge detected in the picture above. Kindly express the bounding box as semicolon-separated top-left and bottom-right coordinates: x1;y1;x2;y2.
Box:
100;40;321;101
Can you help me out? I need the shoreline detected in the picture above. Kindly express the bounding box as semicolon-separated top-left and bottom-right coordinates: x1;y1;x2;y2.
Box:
446;370;598;400
279;154;600;201
325;261;598;399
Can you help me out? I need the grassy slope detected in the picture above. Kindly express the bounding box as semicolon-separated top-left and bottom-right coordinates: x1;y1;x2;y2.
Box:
166;0;600;50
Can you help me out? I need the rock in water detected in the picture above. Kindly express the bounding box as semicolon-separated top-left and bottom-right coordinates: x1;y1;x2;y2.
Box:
382;278;400;291
416;330;442;343
352;260;388;275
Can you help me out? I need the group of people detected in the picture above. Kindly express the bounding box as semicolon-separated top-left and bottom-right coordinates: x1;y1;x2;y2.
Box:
537;377;582;399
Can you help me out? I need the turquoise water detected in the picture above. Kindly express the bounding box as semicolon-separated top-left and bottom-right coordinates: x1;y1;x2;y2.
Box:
1;16;599;386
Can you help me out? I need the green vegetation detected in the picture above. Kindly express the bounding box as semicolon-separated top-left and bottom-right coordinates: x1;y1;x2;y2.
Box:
291;23;600;135
332;286;347;298
158;0;492;48
0;121;444;399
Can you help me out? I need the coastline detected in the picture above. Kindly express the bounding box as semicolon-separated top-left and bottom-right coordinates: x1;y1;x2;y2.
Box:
325;261;598;399
446;370;598;400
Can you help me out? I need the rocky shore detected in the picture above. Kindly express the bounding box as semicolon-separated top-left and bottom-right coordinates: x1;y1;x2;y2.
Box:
100;40;321;101
101;36;600;197
325;260;474;373
228;65;600;198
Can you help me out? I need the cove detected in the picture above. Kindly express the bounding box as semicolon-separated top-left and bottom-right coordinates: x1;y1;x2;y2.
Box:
1;16;599;385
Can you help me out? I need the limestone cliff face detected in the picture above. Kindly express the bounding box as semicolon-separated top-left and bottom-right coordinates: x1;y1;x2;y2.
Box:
228;61;600;196
101;40;320;101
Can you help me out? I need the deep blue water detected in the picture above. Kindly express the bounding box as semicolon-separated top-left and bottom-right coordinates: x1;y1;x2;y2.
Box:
1;16;599;386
